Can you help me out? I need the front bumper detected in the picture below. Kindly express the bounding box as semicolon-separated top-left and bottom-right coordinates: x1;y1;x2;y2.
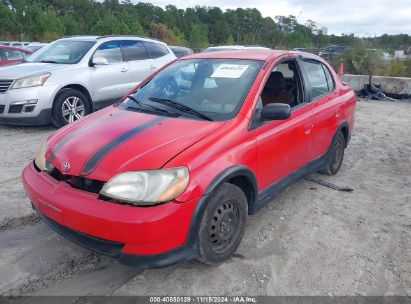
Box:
0;108;52;125
0;85;58;125
22;162;198;267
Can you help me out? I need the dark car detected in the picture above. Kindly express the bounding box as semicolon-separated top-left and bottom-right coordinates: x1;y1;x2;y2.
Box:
170;46;194;57
0;46;32;65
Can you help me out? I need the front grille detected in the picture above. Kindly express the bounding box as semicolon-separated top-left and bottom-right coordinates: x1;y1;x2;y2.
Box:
9;104;23;113
49;167;104;194
0;105;4;114
0;80;13;93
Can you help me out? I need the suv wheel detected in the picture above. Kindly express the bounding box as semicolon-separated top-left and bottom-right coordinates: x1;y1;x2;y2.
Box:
197;183;247;265
52;89;90;128
320;131;346;175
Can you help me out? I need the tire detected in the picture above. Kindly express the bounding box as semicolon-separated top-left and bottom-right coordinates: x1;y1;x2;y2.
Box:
51;89;90;128
320;131;346;175
197;183;248;265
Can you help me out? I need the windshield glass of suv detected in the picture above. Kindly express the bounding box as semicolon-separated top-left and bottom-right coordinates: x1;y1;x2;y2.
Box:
120;58;263;121
27;40;95;64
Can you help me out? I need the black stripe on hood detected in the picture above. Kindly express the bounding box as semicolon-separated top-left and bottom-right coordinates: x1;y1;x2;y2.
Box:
49;111;126;162
79;116;167;177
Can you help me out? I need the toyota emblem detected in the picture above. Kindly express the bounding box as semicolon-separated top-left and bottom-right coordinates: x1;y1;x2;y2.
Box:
62;161;71;173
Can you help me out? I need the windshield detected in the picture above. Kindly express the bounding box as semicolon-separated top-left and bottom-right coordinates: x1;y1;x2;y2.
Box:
27;40;95;64
119;58;263;121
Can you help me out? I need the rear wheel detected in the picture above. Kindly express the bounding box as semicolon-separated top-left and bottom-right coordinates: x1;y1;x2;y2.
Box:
197;183;247;265
52;89;90;128
320;131;346;175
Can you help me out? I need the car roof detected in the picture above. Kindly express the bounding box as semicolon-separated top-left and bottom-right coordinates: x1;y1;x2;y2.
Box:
182;49;296;61
0;45;32;53
60;36;100;42
61;35;167;45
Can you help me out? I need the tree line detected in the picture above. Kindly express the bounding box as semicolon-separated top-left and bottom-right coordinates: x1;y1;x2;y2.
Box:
1;0;411;52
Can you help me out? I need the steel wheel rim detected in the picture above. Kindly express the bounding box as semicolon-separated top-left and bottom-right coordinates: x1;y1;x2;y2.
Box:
331;136;344;171
208;199;241;254
62;96;85;123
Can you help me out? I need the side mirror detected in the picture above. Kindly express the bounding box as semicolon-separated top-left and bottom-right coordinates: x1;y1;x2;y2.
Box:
261;103;291;121
91;56;109;66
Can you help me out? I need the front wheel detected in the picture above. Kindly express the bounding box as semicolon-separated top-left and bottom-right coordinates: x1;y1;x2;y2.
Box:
197;183;248;265
52;89;90;128
320;131;346;175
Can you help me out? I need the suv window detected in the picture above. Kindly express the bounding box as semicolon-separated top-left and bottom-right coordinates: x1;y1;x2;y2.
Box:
303;60;329;100
121;40;149;61
143;42;169;59
27;40;94;64
322;64;335;92
94;41;123;64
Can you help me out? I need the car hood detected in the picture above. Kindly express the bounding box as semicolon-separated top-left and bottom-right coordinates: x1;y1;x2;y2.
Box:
0;62;68;79
46;107;224;181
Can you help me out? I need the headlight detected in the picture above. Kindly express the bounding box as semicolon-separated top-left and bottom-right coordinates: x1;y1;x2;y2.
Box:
11;73;50;89
100;167;189;205
34;142;53;171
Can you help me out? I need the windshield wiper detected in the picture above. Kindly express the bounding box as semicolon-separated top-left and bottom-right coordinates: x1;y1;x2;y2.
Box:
127;95;175;115
148;97;212;121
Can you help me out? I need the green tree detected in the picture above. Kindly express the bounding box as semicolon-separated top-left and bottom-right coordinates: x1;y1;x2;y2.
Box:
0;0;409;59
226;35;235;45
333;48;385;75
0;2;19;39
188;23;208;50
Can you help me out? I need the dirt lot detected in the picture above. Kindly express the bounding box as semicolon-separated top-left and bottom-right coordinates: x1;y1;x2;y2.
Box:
0;99;410;297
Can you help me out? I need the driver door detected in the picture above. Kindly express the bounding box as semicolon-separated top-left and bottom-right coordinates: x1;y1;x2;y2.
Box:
251;58;314;192
89;41;133;107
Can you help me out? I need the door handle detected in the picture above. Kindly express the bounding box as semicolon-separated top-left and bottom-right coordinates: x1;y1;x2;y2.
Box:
120;68;128;72
150;65;157;70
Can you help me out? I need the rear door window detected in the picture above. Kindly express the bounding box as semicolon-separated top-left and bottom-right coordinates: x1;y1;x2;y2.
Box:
302;60;329;101
143;42;169;59
94;41;123;64
121;40;149;61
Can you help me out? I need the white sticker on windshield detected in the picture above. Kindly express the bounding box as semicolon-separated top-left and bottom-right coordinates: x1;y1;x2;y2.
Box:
211;64;249;78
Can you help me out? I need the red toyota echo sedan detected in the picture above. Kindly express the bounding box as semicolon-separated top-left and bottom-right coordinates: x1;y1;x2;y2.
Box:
22;50;356;268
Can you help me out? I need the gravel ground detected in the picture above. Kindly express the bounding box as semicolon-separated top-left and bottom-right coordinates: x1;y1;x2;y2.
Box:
0;99;410;296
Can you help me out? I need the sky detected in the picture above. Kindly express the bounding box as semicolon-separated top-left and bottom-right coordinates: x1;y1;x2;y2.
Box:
145;0;411;36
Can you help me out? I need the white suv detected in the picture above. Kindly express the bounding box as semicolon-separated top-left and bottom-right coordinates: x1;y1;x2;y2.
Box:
0;36;176;127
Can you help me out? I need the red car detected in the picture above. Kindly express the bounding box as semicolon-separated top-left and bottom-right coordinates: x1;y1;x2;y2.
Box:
22;50;356;267
0;45;32;65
